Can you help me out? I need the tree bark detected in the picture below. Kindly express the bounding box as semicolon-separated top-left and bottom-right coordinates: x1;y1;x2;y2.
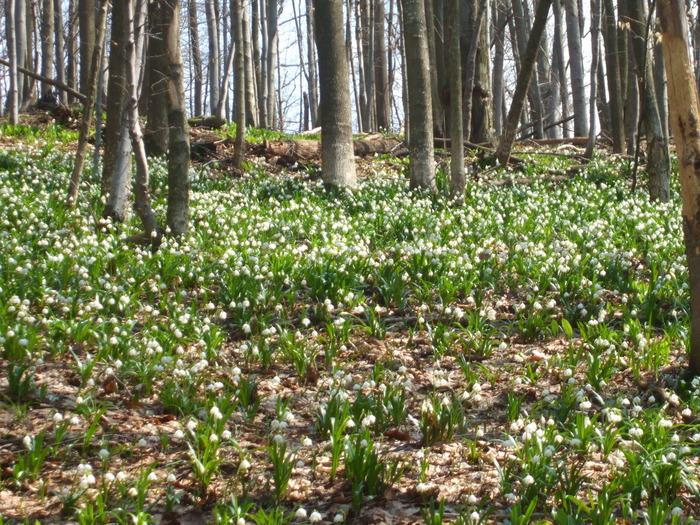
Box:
564;0;588;136
305;0;318;128
102;0;132;221
40;0;54;97
243;2;258;126
658;0;700;375
232;0;246;168
54;0;67;105
401;0;436;191
585;0;601;159
205;0;220;114
462;2;485;144
423;0;442;137
495;0;552;165
313;0;357;188
447;0;464;201
470;0;494;144
67;0;78;104
144;0;170;157
78;0;95;95
162;0;191;236
602;0;624;152
265;0;278;128
492;0;506;136
629;0;671;202
552;0;570;138
6;1;19;124
188;0;203;117
66;0;109;208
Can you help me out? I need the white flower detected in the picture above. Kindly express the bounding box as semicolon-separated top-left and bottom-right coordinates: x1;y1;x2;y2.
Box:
671;507;683;517
138;438;149;447
334;513;344;522
104;472;115;482
416;482;429;493
148;472;158;482
240;459;251;471
98;448;110;458
523;474;535;485
222;430;232;440
167;473;177;483
295;508;308;520
309;510;322;523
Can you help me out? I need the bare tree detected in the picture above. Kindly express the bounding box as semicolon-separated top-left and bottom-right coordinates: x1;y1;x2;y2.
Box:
188;0;203;117
205;0;221;113
447;0;464;201
66;0;109;207
313;0;357;187
585;0;601;159
6;0;19;124
564;0;588;136
54;0;67;105
602;0;624;152
374;0;391;130
233;0;246;168
402;0;435;190
40;0;54;97
658;0;700;374
495;0;552;165
78;0;95;95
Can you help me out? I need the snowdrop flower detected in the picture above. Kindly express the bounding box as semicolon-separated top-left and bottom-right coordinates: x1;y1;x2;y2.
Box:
309;511;322;523
222;430;232;440
295;508;308;520
334;513;344;522
148;472;158;482
240;459;251;471
416;482;429;493
523;475;535;485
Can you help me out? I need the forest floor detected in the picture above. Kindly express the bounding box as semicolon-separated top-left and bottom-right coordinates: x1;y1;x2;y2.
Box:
0;118;699;524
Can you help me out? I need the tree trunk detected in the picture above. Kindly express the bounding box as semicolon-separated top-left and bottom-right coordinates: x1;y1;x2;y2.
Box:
373;0;390;130
629;0;671;202
512;0;545;139
462;2;485;143
205;0;220;114
162;0;190;236
658;0;700;375
102;0;132;220
313;0;357;188
40;0;54;97
78;0;95;95
265;0;278;128
585;0;601;159
6;0;19;124
67;0;78;104
492;0;506;136
188;0;203;117
653;39;669;140
495;0;552;165
564;0;588;136
469;0;493;143
54;0;67;105
66;0;108;208
232;0;246;168
243;2;258;126
15;0;28;104
305;0;318;128
423;0;442;137
552;0;570;138
255;0;267;127
602;0;624;152
447;0;464;201
402;0;436;191
144;0;170;157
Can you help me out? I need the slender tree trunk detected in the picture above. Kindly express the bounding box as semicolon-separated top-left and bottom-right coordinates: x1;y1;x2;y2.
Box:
602;0;624;152
423;0;442;136
233;0;246;167
205;0;220;114
123;0;158;239
495;0;552;165
266;0;278;128
15;0;28;103
54;0;67;105
243;2;258;126
492;0;506;136
40;0;54;97
144;0;169;156
470;0;494;143
629;0;671;202
654;39;669;139
564;0;588;136
552;0;570;137
6;0;19;124
447;0;464;201
256;0;267;127
305;0;318;127
162;0;190;235
462;2;485;143
313;0;357;187
585;0;601;159
66;0;108;207
67;0;78;104
402;0;436;191
658;0;700;375
188;0;203;117
78;0;95;95
102;0;132;221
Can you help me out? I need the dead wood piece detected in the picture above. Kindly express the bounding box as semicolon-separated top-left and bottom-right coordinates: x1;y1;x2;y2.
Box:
263;137;406;162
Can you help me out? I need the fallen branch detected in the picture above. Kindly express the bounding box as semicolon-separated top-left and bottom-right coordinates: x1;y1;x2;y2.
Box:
0;57;85;101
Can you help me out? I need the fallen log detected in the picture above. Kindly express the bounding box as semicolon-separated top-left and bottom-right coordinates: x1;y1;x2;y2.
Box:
0;57;85;101
263;136;407;162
